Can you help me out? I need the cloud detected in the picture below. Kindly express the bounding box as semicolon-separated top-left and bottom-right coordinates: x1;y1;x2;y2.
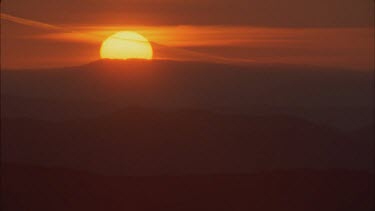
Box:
0;13;63;31
1;3;373;69
2;0;373;27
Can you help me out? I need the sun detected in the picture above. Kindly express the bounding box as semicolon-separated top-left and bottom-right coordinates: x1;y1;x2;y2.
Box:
100;31;153;60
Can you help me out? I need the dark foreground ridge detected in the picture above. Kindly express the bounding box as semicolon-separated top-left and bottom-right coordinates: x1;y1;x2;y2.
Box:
2;164;374;211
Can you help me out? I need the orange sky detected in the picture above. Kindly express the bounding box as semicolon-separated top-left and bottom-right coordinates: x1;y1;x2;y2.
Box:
1;0;374;70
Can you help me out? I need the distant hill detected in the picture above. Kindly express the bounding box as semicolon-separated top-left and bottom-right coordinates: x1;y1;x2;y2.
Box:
2;59;373;107
1;59;373;130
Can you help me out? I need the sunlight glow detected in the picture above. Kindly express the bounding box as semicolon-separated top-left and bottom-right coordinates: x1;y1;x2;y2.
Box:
100;31;153;60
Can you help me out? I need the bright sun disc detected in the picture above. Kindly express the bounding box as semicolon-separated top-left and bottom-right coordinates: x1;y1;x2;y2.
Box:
100;31;153;60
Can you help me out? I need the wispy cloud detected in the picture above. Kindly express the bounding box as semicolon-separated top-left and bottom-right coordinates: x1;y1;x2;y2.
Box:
1;13;64;31
2;13;373;69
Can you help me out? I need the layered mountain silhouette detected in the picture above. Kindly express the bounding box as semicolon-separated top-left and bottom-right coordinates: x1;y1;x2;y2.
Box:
1;60;374;210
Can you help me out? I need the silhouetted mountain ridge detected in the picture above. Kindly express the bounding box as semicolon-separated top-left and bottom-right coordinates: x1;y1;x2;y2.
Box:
2;107;373;175
2;59;373;129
